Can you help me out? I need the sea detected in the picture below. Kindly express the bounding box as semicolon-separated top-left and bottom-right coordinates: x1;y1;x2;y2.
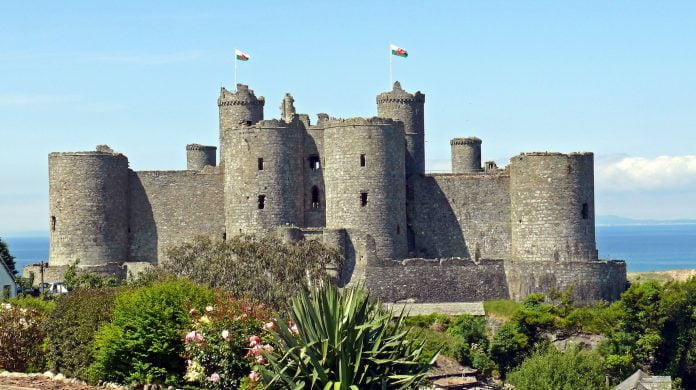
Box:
4;224;696;273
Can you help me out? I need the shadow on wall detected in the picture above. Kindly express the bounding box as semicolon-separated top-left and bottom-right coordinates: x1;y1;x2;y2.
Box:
408;176;469;258
128;172;157;263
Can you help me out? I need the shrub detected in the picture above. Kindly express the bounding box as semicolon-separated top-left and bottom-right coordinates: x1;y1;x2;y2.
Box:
446;314;489;365
7;295;56;313
182;293;271;389
403;313;452;329
90;279;215;386
489;321;529;376
258;285;435;389
162;234;341;311
63;260;120;291
44;288;119;379
416;328;466;364
0;302;47;372
506;345;609;390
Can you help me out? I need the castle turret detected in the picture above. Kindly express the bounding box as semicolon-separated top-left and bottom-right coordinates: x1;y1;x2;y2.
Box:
48;145;129;266
186;144;217;170
218;84;265;167
376;81;425;176
222;119;304;234
280;93;296;122
323;117;408;260
450;137;483;173
509;152;597;262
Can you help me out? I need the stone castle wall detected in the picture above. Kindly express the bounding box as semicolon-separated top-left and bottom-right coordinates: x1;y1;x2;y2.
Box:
408;172;511;260
324;118;408;260
49;150;130;266
128;170;224;264
222;120;305;235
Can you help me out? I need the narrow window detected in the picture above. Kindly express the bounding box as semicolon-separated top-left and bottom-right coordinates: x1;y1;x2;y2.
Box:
258;195;266;209
222;231;227;241
360;192;368;207
396;224;401;234
258;158;264;170
309;155;321;170
360;154;366;167
51;216;56;231
311;186;320;208
581;203;589;219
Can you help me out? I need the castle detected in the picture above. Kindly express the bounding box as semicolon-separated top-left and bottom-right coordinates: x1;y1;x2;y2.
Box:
41;81;627;303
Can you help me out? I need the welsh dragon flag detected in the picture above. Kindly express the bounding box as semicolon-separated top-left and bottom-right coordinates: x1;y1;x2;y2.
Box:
390;44;408;58
235;49;250;61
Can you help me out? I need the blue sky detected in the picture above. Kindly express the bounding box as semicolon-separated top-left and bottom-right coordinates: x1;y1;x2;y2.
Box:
1;1;695;234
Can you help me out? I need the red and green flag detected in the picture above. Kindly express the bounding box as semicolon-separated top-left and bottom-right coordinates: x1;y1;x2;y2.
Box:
390;44;408;58
235;49;250;61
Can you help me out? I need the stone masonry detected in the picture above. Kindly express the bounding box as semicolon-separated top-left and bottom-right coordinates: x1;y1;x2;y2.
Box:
43;81;627;304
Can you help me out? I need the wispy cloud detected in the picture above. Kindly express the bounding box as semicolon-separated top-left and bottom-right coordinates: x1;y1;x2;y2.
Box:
91;50;204;65
0;94;80;106
597;155;696;191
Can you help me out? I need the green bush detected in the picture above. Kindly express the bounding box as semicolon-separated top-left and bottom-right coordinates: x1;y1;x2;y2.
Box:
44;288;119;379
506;346;609;390
446;314;489;365
90;279;215;386
258;285;435;389
416;328;466;364
182;293;271;389
7;295;55;314
489;321;530;376
403;313;452;329
0;302;47;372
162;234;341;311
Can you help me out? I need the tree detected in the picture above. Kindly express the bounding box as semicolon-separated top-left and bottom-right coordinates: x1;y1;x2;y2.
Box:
0;237;17;275
162;234;341;311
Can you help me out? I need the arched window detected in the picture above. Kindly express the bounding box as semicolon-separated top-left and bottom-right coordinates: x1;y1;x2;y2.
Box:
311;186;320;208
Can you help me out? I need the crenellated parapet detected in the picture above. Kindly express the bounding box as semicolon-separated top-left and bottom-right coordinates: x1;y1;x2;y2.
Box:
451;137;483;173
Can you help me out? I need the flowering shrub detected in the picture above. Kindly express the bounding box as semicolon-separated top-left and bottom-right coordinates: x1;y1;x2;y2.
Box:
0;302;47;372
183;293;271;389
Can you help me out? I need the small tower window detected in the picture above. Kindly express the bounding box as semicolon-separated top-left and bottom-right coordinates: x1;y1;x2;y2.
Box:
360;192;368;207
396;224;401;234
258;195;266;209
258;158;264;170
309;155;321;170
360;154;366;167
51;216;56;231
581;203;589;219
311;186;320;208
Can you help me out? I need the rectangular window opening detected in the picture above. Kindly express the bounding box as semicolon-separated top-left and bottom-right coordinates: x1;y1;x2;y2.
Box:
258;195;266;209
360;154;366;167
258;158;264;171
581;203;589;219
309;155;321;170
360;192;368;207
51;216;56;231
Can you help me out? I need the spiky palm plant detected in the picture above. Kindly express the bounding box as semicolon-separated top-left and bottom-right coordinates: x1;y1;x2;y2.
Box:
257;284;435;389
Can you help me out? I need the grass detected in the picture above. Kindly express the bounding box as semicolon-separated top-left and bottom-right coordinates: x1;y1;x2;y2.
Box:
483;299;520;320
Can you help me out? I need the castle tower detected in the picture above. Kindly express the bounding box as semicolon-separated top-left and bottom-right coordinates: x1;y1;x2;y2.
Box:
186;144;217;170
450;137;483;173
376;81;425;176
323;117;408;260
48;146;129;266
222;119;304;234
280;93;296;122
509;152;597;262
218;84;265;167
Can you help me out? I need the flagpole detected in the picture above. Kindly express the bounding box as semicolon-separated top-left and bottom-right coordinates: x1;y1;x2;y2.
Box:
389;44;393;87
234;52;238;87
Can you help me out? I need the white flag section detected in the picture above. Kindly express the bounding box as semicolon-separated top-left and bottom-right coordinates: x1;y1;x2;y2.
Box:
235;49;250;61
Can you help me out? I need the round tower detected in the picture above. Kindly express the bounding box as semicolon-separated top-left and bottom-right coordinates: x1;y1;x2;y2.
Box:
223;120;304;234
48;146;129;266
450;137;483;173
323;117;408;260
218;84;265;167
510;152;597;262
280;93;296;122
186;144;217;170
376;81;425;176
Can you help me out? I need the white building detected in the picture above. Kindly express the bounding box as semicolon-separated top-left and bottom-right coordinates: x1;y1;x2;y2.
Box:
0;260;17;298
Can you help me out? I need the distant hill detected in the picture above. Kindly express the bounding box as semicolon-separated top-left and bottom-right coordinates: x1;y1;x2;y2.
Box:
597;215;696;226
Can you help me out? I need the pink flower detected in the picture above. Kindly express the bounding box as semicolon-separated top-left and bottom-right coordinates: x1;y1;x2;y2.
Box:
290;324;299;335
205;306;214;312
249;371;260;382
221;330;230;341
185;331;196;343
256;356;267;364
209;372;220;382
262;321;275;331
249;335;261;347
262;344;274;353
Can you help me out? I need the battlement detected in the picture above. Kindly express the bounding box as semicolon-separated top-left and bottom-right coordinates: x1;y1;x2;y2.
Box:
376;81;425;104
49;145;126;159
323;116;400;128
513;151;594;159
186;144;216;151
450;137;482;146
218;84;265;107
